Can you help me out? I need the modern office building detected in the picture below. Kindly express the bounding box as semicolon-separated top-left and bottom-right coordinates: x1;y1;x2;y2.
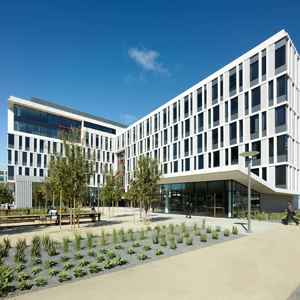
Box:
0;167;8;187
6;29;300;216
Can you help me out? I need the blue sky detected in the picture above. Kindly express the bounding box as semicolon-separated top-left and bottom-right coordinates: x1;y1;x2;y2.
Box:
1;0;300;166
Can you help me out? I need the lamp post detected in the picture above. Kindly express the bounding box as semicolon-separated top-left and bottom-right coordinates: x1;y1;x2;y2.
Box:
239;151;259;233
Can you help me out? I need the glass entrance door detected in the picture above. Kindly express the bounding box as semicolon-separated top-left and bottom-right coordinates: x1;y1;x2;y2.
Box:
206;193;224;217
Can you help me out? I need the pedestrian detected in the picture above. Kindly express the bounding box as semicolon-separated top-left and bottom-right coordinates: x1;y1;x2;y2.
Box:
284;201;299;226
186;202;191;218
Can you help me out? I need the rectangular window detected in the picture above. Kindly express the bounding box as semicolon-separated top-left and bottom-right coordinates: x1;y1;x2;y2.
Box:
204;85;207;109
277;75;287;103
190;138;193;156
34;168;36;176
39;169;44;177
269;138;274;163
231;97;238;120
25;168;29;176
245;92;249;115
230;122;237;144
225;102;228;122
8;150;12;164
276;165;286;188
8;134;14;149
15;151;18;165
37;154;41;168
174;161;178;173
197;88;202;112
185;119;190;137
220;75;223;101
173;104;177;124
212;129;218;149
174;125;178;141
197;134;202;153
198;113;203;132
213;106;219;126
22;152;27;166
262;167;267;181
225;149;228;166
239;63;243;92
208;153;211;168
184;139;189;157
40;140;44;153
19;167;22;175
185;158;190;171
213;151;220;167
164;129;168;145
269;80;274;106
44;155;47;168
163;109;167;128
275;39;286;70
212;78;218;104
262;49;266;80
252;86;261;112
252;141;261;164
19;136;22;150
277;135;288;162
204;133;207;152
220;126;224;147
25;137;30;151
208;109;211;129
275;105;286;133
34;139;37;152
231;146;238;165
239;120;243;142
8;166;14;180
250;114;259;137
184;96;189;118
30;153;33;166
173;143;177;159
262;112;267;135
250;54;259;85
229;67;236;96
198;155;204;169
154;114;158;132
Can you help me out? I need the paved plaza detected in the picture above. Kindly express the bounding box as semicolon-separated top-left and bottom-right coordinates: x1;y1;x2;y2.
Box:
3;208;300;300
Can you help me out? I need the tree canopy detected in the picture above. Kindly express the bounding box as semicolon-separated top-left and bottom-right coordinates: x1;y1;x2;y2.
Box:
0;184;14;205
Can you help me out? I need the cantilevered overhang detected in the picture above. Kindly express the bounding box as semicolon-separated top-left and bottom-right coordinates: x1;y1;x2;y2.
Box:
159;166;300;196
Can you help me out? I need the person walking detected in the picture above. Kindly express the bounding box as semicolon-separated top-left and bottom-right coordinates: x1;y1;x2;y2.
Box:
284;201;299;225
186;202;191;218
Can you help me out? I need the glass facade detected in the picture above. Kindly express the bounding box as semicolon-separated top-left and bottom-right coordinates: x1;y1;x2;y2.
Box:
154;180;260;218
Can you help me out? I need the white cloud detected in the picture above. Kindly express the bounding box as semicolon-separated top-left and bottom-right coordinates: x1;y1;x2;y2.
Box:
124;73;146;84
120;114;137;124
128;46;170;76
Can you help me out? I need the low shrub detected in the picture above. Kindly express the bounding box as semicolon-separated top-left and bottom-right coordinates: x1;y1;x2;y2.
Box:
139;229;145;240
143;244;151;251
102;259;115;269
132;242;140;247
216;226;221;232
176;235;183;243
152;235;159;244
89;262;101;273
32;267;41;275
63;263;73;270
62;237;69;253
186;237;193;245
15;263;25;273
31;236;41;257
0;264;14;296
212;231;219;239
106;250;116;259
114;244;123;250
146;226;151;232
79;260;88;267
155;248;163;256
206;226;212;234
169;223;174;234
35;276;47;287
113;255;127;265
74;253;83;260
15;272;28;281
232;226;238;235
60;255;69;262
86;232;93;249
58;271;71;282
74;234;81;251
49;269;59;276
137;252;147;260
100;229;106;246
31;257;42;266
195;229;201;236
181;222;186;232
95;254;105;263
73;267;86;278
18;279;31;291
193;222;198;230
127;247;135;255
170;240;177;249
112;229;117;244
183;230;190;237
88;250;96;257
168;234;175;241
202;218;206;229
224;229;230;237
45;259;56;269
160;237;167;247
200;234;207;242
120;231;126;243
99;248;108;254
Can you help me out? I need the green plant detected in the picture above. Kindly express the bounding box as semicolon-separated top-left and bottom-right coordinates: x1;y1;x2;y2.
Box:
88;250;96;257
152;234;159;244
212;231;219;239
175;224;179;227
200;234;207;242
95;254;105;263
193;222;198;230
31;257;42;266
154;225;160;235
186;237;193;245
224;229;230;237
63;263;73;270
169;223;174;234
181;222;186;232
86;232;93;249
41;235;50;250
18;279;31;291
0;264;14;296
99;248;108;254
113;255;127;265
117;228;124;235
15;263;25;273
129;231;134;241
146;226;151;232
139;229;145;240
15;272;28;281
57;271;71;282
155;248;163;256
159;232;166;238
79;260;88;267
32;267;41;275
160;237;167;246
120;231;126;242
143;244;151;251
112;229;117;243
100;229;106;246
162;224;166;229
206;226;212;233
31;236;41;257
216;226;221;232
195;229;201;236
137;252;148;260
170;240;177;249
127;228;133;234
105;232;110;236
49;269;59;276
74;234;81;251
35;276;47;287
45;259;56;269
168;234;175;241
176;235;183;243
127;247;135;255
62;237;69;253
60;255;69;262
201;218;206;229
102;259;115;269
184;230;190;237
241;214;245;219
14;238;26;262
232;226;238;235
89;262;101;273
73;267;86;278
74;252;83;260
114;244;123;250
106;250;116;259
132;242;140;247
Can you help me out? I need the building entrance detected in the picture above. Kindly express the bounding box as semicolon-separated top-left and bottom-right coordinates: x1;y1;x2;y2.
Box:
206;192;224;217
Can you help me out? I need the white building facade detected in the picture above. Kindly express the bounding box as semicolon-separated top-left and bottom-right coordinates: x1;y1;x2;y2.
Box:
6;30;300;216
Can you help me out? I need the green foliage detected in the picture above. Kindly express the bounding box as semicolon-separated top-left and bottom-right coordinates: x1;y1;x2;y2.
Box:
74;252;83;260
49;269;59;276
202;218;206;229
193;222;198;230
206;226;212;233
170;240;177;249
31;257;42;266
32;183;44;210
18;279;31;291
137;252;148;260
74;234;81;251
224;229;230;237
212;231;219;239
175;224;179;227
181;222;186;232
232;226;238;235
41;235;50;250
0;239;10;261
35;276;47;287
152;235;159;244
127;247;135;255
143;244;151;251
195;229;201;236
127;228;133;234
14;238;26;262
95;254;105;263
186;237;193;245
15;272;28;281
154;248;163;256
86;232;93;249
117;228;124;235
146;226;151;232
160;237;167;247
43;237;56;256
99;248;108;254
169;223;174;234
79;260;88;267
57;271;71;282
176;235;183;243
154;225;161;235
100;229;106;246
113;255;127;266
0;183;14;207
129;231;134;241
132;242;140;247
120;231;126;243
112;229;117;243
88;250;96;257
45;259;56;269
139;229;145;240
200;234;207;242
168;234;175;241
73;267;86;278
60;255;69;262
32;267;41;275
106;250;116;259
0;264;14;297
15;263;25;273
216;226;221;232
62;237;69;253
89;262;101;273
183;230;190;237
30;236;41;257
162;224;166;229
102;259;115;269
114;244;123;250
63;263;73;270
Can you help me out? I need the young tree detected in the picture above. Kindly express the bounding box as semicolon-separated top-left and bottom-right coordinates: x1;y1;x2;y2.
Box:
100;166;122;218
124;180;139;223
32;183;44;210
131;155;162;224
0;184;14;206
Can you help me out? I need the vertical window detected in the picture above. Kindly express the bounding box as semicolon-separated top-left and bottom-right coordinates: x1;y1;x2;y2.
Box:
250;54;259;85
277;75;287;103
269;138;274;164
8;134;14;149
40;140;44;153
269;80;274;106
22;152;27;166
184;96;189;118
173;104;177;124
184;139;189;157
220;75;223;101
252;141;261;164
231;146;238;165
8;150;12;164
34;168;36;176
185;119;190;137
197;134;202;153
15;151;18;165
208;153;211;168
230;122;237;144
275;105;286;132
250;114;259;136
174;125;178;141
262;167;267;181
198;155;204;169
198;113;203;132
262;112;267;135
277;135;288;162
225;149;228;166
275;39;286;71
163;109;167;128
164;129;168;145
229;67;236;96
8;166;14;180
231;97;238;120
19;136;22;150
204;85;207;109
44;155;47;168
213;106;219;126
25;168;29;176
197;88;202;112
239;63;243;92
212;78;218;104
39;169;44;177
25;137;30;151
252;86;261;112
185;158;190;171
208;109;211;129
190;138;193;155
220;126;224;147
262;49;266;80
19;167;22;175
212;129;218;149
225;102;228;122
213;151;220;167
239;120;243;142
173;143;177;159
37;154;41;168
204;133;207;152
34;139;37;152
178;101;180;122
190;93;193;115
245;92;249;115
30;153;33;166
275;165;286;188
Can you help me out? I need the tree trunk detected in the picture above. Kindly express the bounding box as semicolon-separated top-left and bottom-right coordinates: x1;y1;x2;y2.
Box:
133;202;135;223
73;196;76;231
112;201;114;218
59;191;62;230
108;202;110;218
148;208;150;225
52;191;55;207
77;204;80;228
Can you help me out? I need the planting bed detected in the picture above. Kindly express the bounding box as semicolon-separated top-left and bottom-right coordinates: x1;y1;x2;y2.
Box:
1;223;242;298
